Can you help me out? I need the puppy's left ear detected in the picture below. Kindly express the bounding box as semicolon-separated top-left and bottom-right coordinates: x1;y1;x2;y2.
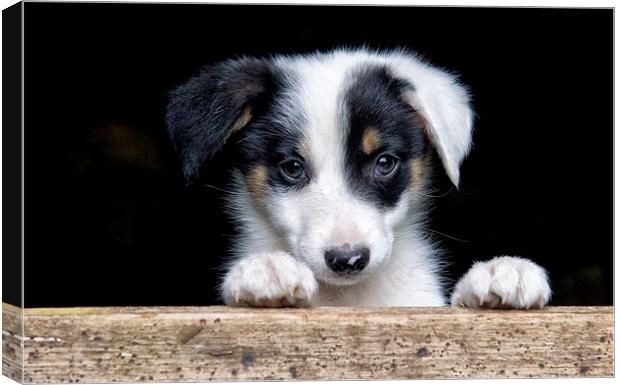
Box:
395;58;474;187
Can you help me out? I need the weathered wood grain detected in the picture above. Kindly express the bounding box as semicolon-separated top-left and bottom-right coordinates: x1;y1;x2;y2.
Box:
2;303;23;383
2;303;614;383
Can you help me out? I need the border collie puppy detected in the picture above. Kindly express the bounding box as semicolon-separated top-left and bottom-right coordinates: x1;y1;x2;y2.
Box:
166;48;551;309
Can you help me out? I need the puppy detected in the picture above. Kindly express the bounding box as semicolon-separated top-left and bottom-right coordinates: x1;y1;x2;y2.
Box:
166;48;551;309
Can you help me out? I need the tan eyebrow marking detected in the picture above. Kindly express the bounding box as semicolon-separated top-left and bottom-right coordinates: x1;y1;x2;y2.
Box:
361;127;381;155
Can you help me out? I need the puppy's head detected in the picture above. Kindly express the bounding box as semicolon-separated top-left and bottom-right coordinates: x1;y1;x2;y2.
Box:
166;50;473;286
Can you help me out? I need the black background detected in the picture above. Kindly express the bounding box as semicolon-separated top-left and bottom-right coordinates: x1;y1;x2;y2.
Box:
3;2;22;307
17;3;612;307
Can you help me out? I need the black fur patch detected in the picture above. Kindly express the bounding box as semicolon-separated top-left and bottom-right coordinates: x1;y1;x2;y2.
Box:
343;64;428;208
230;76;309;195
167;58;428;207
165;58;282;183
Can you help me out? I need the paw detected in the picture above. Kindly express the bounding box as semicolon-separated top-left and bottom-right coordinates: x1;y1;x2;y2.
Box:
221;251;318;307
450;256;551;309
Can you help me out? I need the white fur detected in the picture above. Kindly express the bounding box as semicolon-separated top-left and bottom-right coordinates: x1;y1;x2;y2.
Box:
279;49;473;186
450;256;552;309
218;48;550;309
390;55;473;187
221;251;317;307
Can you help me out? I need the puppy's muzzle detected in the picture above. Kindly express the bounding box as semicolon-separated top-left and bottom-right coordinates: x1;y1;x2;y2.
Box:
324;244;370;275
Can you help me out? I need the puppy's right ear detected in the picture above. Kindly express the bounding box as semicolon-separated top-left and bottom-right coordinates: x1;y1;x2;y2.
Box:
165;58;278;183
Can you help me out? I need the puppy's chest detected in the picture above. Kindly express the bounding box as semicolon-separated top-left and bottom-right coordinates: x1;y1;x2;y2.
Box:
312;258;445;307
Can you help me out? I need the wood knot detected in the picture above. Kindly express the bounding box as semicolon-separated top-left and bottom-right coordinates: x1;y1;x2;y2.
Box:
416;347;430;357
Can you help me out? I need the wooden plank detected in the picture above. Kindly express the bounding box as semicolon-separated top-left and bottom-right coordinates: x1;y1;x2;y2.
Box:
2;303;23;383
2;303;613;383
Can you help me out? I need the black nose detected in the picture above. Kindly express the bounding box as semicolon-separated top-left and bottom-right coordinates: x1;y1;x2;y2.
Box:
324;244;370;275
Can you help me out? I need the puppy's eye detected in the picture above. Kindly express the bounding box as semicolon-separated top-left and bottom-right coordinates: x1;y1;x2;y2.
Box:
374;153;399;178
279;159;306;182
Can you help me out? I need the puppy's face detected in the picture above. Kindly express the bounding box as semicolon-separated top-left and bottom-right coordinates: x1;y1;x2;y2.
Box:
236;65;429;285
166;50;472;287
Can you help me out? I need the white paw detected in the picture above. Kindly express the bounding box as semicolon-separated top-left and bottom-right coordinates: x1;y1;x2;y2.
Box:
450;256;551;309
221;251;318;307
